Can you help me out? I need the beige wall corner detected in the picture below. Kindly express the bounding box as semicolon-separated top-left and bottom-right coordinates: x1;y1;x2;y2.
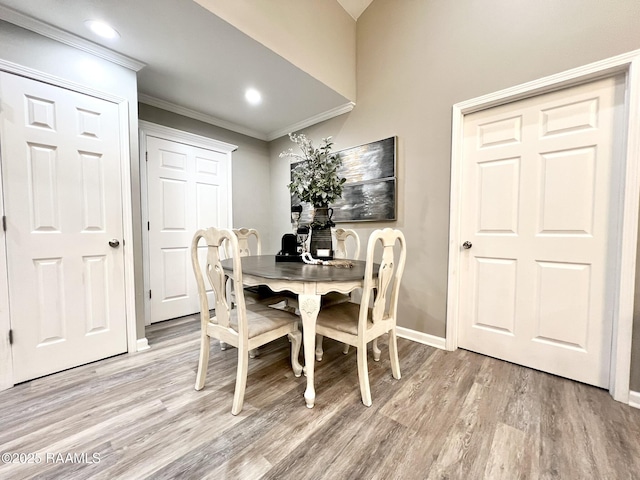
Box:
269;0;640;392
194;0;356;102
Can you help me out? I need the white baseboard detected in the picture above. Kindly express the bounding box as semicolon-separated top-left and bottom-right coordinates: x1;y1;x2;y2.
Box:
396;327;446;350
397;328;639;408
136;338;150;352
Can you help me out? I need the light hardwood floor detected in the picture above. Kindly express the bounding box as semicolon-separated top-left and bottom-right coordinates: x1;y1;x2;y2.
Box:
1;315;639;479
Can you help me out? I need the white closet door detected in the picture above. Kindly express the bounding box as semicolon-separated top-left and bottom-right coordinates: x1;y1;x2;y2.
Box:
457;76;623;388
0;72;127;383
146;136;230;323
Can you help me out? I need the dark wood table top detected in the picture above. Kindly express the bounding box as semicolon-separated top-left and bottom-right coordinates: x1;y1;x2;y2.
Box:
221;255;370;282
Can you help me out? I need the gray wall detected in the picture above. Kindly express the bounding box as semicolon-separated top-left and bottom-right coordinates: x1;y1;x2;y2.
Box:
270;0;640;390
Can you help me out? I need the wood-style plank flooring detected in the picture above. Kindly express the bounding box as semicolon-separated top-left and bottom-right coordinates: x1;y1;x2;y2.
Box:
0;315;639;479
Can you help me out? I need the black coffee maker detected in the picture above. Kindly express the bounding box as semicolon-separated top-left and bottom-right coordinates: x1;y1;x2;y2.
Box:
276;205;307;262
276;233;302;262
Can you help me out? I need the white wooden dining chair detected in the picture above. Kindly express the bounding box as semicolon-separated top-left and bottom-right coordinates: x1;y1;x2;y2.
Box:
231;228;288;305
315;228;406;406
224;227;289;356
233;227;262;256
229;228;263;306
192;227;303;415
315;228;361;361
333;227;360;260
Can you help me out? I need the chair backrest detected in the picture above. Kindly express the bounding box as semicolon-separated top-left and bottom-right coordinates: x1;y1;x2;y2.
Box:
360;228;406;328
191;227;248;336
233;228;261;256
333;228;360;259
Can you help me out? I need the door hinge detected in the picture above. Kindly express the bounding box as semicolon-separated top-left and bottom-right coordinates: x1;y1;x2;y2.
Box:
147;221;150;231
2;216;6;232
145;151;148;162
149;290;152;299
8;329;13;345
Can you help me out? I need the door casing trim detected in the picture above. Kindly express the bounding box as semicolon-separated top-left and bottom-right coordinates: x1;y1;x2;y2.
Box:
138;121;236;326
446;49;640;403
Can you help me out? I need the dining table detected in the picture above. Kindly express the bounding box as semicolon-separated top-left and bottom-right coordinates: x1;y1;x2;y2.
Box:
220;254;370;408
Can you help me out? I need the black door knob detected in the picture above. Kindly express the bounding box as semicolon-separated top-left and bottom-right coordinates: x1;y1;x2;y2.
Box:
462;241;472;249
109;239;120;248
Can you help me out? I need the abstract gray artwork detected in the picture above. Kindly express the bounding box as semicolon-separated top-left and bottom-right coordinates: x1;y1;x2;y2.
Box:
291;136;396;223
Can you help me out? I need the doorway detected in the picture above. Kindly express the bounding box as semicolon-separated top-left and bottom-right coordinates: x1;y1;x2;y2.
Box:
139;122;235;324
457;76;622;388
0;72;128;383
447;50;640;403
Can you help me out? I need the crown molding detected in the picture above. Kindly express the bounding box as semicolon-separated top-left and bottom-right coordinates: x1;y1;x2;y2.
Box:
266;102;356;141
139;94;356;143
0;5;145;72
138;94;268;141
0;58;128;104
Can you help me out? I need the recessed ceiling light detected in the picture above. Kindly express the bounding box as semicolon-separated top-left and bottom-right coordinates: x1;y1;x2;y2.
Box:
245;88;262;105
84;20;120;40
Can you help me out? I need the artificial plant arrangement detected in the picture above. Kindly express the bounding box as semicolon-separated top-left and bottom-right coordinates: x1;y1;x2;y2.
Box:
280;133;346;208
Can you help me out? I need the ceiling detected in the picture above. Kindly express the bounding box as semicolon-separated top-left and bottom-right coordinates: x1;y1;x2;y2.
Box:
0;0;372;141
337;0;374;20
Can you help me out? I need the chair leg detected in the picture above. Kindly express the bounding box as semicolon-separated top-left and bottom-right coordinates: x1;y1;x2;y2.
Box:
288;330;303;377
372;338;381;362
315;334;324;361
314;331;350;358
284;298;299;315
194;333;210;391
231;349;249;415
357;342;372;407
389;329;401;380
220;341;228;351
249;348;258;358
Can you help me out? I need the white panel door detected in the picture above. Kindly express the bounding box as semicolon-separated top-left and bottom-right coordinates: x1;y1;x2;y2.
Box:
147;136;229;323
458;76;624;388
0;72;127;383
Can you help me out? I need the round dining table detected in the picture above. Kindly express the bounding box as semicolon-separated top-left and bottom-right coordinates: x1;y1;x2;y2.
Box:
221;255;369;408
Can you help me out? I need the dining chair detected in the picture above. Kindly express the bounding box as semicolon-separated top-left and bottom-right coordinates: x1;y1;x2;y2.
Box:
192;227;303;415
315;228;406;406
231;228;290;302
233;227;261;256
232;228;273;301
231;229;268;297
222;228;291;356
223;228;259;311
333;227;361;260
315;228;361;361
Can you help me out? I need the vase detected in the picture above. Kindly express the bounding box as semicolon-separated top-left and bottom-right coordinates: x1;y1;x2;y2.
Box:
309;206;334;259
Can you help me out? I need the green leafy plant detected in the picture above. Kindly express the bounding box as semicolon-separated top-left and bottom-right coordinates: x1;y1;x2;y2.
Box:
280;133;346;207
